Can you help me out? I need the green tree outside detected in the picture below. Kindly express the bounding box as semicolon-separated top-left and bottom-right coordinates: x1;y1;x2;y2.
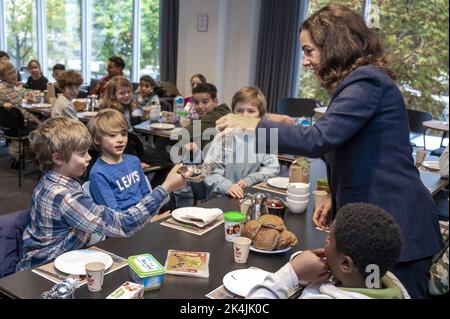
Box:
299;0;449;120
4;0;160;81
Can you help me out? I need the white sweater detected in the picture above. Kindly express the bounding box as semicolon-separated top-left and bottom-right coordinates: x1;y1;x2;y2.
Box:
247;262;410;299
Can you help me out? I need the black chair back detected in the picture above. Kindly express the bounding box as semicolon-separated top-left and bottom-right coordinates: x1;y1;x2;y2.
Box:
276;98;317;120
406;108;433;150
125;131;145;158
0;209;31;277
406;109;432;134
0;107;25;131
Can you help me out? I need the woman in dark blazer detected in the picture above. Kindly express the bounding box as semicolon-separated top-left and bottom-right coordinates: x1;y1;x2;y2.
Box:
216;5;442;298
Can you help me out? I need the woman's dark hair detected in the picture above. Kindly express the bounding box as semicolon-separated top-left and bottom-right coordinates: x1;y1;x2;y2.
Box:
27;59;42;70
190;73;207;84
301;4;395;92
140;75;156;88
0;51;10;59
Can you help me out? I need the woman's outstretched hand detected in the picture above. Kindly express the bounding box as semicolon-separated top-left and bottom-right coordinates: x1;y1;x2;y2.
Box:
312;196;332;231
215;114;260;132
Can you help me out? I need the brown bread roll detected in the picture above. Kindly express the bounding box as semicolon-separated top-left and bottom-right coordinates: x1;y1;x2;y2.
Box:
73;100;86;111
253;227;280;251
241;220;261;240
275;230;298;250
258;215;285;231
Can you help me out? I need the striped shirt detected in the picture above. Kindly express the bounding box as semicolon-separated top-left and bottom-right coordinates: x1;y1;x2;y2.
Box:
16;170;169;270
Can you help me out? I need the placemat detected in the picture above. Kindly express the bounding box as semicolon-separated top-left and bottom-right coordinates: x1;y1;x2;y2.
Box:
252;182;287;195
32;246;128;286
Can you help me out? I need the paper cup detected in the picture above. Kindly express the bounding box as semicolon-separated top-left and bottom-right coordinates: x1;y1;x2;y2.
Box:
239;198;252;216
233;237;252;263
416;149;426;165
85;262;105;292
313;190;329;210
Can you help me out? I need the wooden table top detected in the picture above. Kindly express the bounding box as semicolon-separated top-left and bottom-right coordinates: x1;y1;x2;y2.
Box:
423;120;449;132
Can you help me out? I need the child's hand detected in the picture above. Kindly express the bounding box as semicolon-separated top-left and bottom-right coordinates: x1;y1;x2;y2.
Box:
161;164;187;193
141;162;151;169
184;142;199;153
3;102;13;109
237;180;247;189
290;249;330;283
227;184;244;199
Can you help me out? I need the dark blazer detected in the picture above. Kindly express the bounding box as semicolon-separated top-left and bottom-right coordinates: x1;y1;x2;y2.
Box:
257;65;442;262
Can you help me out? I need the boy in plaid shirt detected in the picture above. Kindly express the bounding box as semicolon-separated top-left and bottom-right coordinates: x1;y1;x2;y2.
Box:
17;117;186;270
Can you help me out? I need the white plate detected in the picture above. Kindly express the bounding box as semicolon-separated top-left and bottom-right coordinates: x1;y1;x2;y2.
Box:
31;103;52;108
422;161;440;171
150;123;175;130
267;177;289;189
223;268;270;297
77;111;98;118
54;250;113;275
249;245;292;254
172;207;223;227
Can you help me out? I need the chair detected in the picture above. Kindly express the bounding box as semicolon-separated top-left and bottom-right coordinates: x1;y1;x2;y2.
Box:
276;98;318;124
87;78;100;94
0;107;30;187
126;131;165;174
0;209;31;278
406;109;432;150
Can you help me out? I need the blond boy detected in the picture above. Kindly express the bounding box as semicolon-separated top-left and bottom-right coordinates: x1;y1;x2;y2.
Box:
88;109;150;210
17;117;185;270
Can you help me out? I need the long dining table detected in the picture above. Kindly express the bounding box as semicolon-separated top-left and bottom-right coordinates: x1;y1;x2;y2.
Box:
0;156;446;299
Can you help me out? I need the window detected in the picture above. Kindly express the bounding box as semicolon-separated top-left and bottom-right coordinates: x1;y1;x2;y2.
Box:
2;1;161;83
374;0;449;119
5;0;38;79
46;0;82;82
91;0;133;80
140;0;160;80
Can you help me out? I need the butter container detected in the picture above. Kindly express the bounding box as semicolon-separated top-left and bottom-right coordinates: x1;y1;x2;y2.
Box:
128;254;165;291
106;281;144;299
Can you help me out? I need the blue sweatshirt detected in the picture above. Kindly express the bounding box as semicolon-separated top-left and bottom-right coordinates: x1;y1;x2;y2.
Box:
89;154;150;210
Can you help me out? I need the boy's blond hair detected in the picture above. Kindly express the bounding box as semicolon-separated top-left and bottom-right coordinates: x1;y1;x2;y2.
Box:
29;117;92;172
231;86;267;117
88;108;129;145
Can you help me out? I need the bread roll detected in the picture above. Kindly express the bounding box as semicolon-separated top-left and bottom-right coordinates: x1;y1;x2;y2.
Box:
258;215;285;231
241;220;261;240
253;227;280;251
73;100;86;111
275;230;298;250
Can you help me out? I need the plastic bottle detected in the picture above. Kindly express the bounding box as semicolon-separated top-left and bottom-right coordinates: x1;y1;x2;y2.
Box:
40;92;45;104
150;101;161;122
174;95;184;123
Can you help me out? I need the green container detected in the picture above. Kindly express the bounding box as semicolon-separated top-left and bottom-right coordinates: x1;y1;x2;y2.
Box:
128;254;165;291
224;211;246;222
223;211;246;242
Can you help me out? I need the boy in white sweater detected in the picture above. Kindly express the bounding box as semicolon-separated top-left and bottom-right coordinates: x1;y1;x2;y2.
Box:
247;203;410;299
204;87;280;199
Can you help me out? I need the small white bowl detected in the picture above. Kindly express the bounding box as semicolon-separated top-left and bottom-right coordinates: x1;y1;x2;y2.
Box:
286;197;308;214
286;192;309;201
287;183;310;195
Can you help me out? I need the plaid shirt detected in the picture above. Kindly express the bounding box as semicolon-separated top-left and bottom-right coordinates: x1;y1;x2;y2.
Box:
16;170;169;271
